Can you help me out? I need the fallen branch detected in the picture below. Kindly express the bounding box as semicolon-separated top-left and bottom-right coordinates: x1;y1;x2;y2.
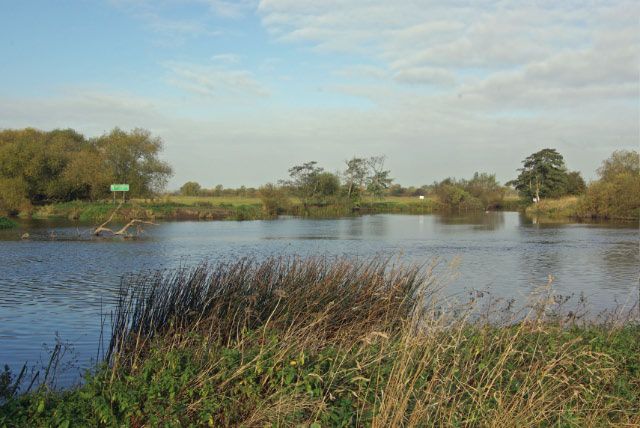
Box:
93;202;157;237
114;219;157;236
93;202;123;236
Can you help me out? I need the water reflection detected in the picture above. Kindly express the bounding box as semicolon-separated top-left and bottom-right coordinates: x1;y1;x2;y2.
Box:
435;211;505;231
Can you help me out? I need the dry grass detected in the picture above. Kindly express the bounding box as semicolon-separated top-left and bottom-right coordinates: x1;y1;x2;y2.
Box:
99;257;639;427
2;257;637;426
525;196;579;219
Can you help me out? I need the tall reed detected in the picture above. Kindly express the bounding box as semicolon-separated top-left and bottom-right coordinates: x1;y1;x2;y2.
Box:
99;257;639;427
2;258;637;426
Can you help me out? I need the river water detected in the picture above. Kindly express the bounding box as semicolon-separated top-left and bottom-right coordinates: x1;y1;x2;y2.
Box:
0;212;638;386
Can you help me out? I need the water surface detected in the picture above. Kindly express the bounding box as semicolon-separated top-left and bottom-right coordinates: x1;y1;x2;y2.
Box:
0;212;638;386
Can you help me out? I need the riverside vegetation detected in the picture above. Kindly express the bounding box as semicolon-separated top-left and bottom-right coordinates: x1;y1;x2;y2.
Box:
1;127;637;223
0;257;638;426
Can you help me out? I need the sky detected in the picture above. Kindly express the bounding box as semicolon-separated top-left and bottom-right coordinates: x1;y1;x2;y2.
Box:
0;0;638;189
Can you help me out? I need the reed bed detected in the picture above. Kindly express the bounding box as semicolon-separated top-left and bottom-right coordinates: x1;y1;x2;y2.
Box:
2;257;639;427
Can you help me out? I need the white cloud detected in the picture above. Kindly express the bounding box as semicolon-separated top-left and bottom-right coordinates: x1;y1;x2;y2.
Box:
164;61;269;98
393;67;455;86
4;1;638;187
257;0;639;101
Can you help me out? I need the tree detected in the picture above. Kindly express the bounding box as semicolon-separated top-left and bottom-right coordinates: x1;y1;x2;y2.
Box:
180;181;202;196
507;148;569;201
94;128;173;197
282;161;324;207
578;150;640;220
0;127;173;211
465;172;505;209
314;172;341;203
0;177;30;215
597;150;639;181
343;157;368;201
565;171;586;195
366;156;393;199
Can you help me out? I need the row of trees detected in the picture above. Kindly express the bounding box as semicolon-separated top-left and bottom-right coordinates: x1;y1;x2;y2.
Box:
179;156;395;213
2;125;635;219
433;173;506;211
281;156;393;206
0;128;172;214
179;182;260;198
507;148;639;219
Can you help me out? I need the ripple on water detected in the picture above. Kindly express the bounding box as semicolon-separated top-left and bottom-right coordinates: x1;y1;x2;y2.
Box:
0;213;638;387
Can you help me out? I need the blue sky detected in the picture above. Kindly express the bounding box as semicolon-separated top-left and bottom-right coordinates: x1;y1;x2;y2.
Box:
1;0;638;188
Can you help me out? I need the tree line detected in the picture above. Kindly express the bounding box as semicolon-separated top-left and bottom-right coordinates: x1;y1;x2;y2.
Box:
508;148;639;219
0;128;172;214
1;126;637;219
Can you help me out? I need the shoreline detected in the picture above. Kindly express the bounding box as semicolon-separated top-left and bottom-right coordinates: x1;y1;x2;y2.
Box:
1;258;638;426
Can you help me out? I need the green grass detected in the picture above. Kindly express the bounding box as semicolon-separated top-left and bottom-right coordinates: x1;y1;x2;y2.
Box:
0;217;16;229
29;200;262;222
153;195;263;207
1;258;638;426
17;194;586;224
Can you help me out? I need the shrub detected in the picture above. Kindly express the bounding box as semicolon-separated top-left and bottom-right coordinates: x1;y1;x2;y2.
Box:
258;183;291;216
0;217;16;229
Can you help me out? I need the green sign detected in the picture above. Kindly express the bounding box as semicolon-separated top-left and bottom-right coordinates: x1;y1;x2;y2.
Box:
110;184;130;192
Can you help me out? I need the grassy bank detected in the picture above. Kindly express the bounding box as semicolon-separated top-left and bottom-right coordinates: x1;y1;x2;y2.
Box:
2;258;638;426
0;216;16;229
525;196;580;219
525;195;640;222
29;199;264;222
18;195;524;223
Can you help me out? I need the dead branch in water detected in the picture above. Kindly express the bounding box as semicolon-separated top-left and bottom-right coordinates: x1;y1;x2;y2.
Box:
93;202;123;236
93;202;157;237
114;219;157;235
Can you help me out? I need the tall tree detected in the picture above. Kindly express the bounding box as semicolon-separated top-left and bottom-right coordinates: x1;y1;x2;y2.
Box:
565;171;586;195
597;150;639;180
283;161;324;207
180;181;202;196
343;157;368;201
366;156;393;199
507;148;569;201
94;128;173;197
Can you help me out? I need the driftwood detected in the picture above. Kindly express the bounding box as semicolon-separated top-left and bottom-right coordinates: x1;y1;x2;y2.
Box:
93;202;157;237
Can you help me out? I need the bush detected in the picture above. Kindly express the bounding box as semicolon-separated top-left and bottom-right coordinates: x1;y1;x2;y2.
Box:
0;217;16;229
576;150;640;220
0;177;31;215
258;183;291;216
436;184;484;211
577;174;640;220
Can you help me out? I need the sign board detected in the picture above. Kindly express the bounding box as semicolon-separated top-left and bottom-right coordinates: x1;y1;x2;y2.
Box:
110;184;130;192
419;195;425;200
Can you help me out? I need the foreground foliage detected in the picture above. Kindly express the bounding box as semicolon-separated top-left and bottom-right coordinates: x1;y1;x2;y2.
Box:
1;258;638;427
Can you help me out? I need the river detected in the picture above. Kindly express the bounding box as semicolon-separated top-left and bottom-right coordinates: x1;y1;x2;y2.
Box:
0;212;638;387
